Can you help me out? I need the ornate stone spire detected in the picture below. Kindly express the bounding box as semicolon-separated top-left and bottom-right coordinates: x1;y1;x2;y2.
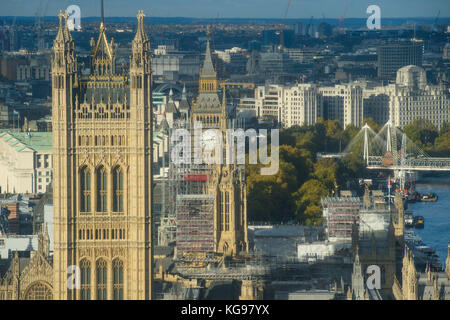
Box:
182;84;187;99
351;247;365;300
130;10;151;76
201;36;216;77
55;11;68;43
133;10;149;42
90;0;116;75
194;25;220;111
346;286;352;300
426;263;432;282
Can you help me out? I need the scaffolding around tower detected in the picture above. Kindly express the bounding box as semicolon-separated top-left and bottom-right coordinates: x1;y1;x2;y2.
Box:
170;119;217;260
175;194;215;256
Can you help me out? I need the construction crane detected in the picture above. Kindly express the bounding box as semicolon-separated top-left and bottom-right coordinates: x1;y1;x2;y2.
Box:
339;3;350;34
279;0;292;49
308;15;314;36
432;10;440;31
35;0;49;51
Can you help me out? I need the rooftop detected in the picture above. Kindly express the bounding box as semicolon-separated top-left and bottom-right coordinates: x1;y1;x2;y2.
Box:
0;131;52;153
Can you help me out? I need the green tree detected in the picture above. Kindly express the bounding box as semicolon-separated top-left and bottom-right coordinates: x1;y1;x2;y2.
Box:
403;118;438;148
440;122;450;135
339;153;367;187
293;179;328;225
313;158;339;193
434;132;450;154
362;117;380;132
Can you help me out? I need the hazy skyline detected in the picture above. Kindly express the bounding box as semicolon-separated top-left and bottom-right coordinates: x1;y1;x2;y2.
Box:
1;0;449;19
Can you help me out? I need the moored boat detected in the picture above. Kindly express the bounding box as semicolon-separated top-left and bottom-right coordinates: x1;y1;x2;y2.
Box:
419;193;438;202
414;216;425;228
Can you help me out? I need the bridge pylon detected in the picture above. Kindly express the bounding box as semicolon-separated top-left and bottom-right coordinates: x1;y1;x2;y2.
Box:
362;123;370;165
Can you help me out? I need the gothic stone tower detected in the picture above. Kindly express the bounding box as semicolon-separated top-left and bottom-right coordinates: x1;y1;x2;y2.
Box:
52;10;153;300
191;29;221;129
207;93;249;257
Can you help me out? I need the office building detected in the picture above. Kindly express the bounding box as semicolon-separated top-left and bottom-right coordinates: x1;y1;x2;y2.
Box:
377;41;423;79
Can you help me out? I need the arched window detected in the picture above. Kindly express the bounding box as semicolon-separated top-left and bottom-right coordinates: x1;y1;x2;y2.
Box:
80;167;91;212
225;191;230;231
96;259;107;300
80;259;91;300
113;259;124;300
24;282;53;300
96;166;107;212
219;191;223;230
113;167;124;212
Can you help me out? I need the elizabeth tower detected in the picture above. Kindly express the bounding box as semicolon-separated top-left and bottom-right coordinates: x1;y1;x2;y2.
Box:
52;9;153;300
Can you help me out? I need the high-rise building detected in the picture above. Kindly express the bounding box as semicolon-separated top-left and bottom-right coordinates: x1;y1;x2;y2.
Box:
377;42;423;79
280;84;322;127
253;83;363;129
52;9;153;300
388;65;449;129
364;66;450;129
319;84;364;129
254;85;284;120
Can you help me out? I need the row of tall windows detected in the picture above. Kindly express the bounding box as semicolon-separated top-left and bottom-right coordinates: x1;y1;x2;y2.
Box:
78;135;126;146
219;190;231;231
80;166;124;213
78;228;126;240
80;259;123;300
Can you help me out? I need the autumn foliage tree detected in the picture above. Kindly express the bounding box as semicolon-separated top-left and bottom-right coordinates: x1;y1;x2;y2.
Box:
246;120;370;225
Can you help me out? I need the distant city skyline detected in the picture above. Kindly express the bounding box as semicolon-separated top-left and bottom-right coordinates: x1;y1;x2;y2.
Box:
1;0;449;19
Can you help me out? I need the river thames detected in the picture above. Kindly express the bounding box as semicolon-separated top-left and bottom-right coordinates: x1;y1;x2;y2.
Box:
408;174;450;267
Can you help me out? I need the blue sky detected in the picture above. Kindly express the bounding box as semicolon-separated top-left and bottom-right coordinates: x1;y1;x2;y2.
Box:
1;0;449;18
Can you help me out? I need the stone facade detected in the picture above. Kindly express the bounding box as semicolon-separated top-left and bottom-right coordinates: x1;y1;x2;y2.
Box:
51;11;153;300
189;32;249;258
393;246;450;300
0;227;53;300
